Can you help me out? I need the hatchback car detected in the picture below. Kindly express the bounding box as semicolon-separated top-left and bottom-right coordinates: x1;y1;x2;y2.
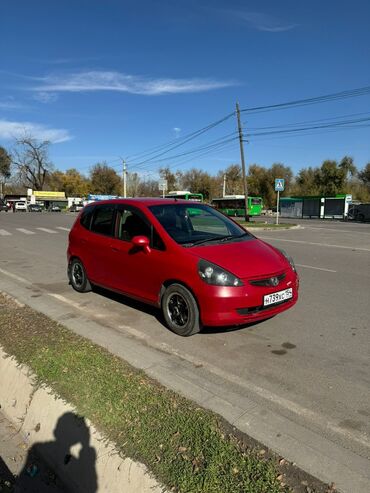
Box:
67;199;298;336
28;203;43;212
15;201;28;211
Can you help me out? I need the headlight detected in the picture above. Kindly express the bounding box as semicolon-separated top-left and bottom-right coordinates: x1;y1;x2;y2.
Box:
198;260;243;286
278;249;296;272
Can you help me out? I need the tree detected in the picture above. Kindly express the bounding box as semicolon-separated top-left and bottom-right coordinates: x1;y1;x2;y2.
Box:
317;160;346;196
89;163;122;195
358;163;370;189
137;179;160;197
218;164;243;195
46;169;90;196
339;156;356;180
181;168;214;200
11;136;53;190
159;167;180;192
294;167;321;196
0;146;11;197
247;163;293;208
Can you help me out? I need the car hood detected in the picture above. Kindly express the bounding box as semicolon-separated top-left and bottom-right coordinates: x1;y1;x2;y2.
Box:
189;238;287;279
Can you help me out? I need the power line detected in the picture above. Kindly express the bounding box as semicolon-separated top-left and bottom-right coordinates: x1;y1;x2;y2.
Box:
240;85;370;114
245;115;370;138
127;112;235;166
127;132;239;172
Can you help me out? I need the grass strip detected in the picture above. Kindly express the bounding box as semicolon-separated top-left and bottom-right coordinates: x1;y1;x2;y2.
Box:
0;294;288;493
242;222;297;229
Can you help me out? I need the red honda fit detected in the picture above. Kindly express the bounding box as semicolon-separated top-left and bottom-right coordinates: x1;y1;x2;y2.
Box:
67;199;298;336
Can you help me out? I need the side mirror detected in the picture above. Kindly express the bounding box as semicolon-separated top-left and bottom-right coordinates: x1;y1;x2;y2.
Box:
132;235;151;253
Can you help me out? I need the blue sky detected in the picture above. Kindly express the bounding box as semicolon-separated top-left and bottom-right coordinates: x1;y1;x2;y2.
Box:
1;0;370;180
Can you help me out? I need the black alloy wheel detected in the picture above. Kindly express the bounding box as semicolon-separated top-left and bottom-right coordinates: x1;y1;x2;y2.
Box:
162;283;201;336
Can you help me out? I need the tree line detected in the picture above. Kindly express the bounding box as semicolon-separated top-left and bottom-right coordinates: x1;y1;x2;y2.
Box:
1;136;370;208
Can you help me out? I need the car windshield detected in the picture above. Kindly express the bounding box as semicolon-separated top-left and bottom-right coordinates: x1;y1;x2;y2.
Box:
149;203;252;246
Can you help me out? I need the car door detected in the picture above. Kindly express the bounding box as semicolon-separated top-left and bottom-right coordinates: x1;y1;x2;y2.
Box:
109;205;168;303
84;203;117;287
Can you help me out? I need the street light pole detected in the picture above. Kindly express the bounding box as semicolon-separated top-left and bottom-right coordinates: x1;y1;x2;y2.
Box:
236;102;249;222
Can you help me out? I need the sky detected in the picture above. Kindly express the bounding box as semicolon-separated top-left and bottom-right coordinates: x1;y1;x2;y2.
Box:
1;0;370;181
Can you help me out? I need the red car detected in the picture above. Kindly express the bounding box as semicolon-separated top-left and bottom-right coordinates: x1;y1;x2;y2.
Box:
67;199;299;336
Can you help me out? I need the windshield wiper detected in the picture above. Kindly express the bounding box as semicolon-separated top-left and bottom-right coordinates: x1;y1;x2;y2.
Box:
185;234;248;247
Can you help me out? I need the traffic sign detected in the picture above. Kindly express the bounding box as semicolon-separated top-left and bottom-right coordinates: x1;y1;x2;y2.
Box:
158;179;167;191
275;179;285;192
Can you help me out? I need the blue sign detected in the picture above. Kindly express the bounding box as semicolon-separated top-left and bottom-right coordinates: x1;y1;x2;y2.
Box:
275;179;285;192
87;194;123;201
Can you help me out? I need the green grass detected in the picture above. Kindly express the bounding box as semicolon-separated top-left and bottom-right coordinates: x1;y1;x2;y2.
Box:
0;295;288;493
240;222;296;229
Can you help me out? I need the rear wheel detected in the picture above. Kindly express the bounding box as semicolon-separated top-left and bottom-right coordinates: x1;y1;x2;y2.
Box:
357;213;365;222
68;258;91;293
162;284;201;336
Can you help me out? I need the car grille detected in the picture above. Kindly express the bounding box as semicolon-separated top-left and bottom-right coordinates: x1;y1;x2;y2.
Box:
249;272;286;287
237;297;292;315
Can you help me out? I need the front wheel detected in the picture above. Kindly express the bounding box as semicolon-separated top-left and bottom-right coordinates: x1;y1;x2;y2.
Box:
68;258;91;293
162;284;201;336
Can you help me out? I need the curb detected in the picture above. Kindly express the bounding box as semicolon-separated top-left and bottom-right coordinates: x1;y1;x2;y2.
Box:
0;347;165;493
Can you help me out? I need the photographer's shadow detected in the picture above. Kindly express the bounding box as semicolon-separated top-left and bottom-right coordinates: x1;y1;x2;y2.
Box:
15;412;97;492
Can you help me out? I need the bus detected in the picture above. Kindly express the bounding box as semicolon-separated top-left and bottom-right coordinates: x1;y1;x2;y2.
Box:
211;195;263;216
164;191;204;202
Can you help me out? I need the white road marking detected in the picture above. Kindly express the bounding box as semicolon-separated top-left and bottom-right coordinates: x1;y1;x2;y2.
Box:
0;229;11;236
48;293;85;310
307;226;370;235
296;264;337;273
16;228;35;235
0;267;30;285
56;227;70;232
36;227;58;234
259;236;370;252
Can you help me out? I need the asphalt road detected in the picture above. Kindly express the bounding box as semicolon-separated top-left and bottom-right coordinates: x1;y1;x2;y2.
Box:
1;211;369;491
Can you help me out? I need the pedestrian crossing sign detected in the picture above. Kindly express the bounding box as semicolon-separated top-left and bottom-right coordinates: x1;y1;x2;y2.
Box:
275;179;285;192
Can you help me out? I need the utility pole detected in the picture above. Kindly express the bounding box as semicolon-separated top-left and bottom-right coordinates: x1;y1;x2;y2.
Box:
122;160;127;198
223;174;226;197
236;102;249;222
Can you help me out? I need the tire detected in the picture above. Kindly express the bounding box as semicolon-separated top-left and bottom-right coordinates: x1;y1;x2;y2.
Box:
162;283;201;336
68;258;91;293
357;213;365;222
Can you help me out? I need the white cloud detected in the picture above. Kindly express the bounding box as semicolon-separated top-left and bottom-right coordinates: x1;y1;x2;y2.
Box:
0;119;72;143
32;71;235;95
225;10;298;32
0;97;25;110
33;91;59;103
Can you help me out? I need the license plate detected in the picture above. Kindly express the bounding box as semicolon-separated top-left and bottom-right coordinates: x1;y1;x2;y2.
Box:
263;288;293;307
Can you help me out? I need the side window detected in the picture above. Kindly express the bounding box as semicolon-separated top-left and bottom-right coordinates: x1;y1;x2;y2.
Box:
80;206;94;230
90;205;115;236
117;208;165;251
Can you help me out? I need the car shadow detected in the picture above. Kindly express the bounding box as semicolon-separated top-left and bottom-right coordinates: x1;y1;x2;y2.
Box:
91;285;166;327
201;317;273;335
91;285;272;336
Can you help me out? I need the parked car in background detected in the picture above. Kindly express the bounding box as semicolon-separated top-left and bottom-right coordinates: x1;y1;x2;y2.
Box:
69;204;84;212
68;199;299;336
0;201;10;212
348;203;370;222
49;204;62;212
28;203;43;212
15;201;28;211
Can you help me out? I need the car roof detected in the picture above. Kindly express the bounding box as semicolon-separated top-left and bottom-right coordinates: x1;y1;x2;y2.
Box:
86;198;199;207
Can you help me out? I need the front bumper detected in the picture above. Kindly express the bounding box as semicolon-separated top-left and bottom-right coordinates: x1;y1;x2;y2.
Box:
197;273;299;327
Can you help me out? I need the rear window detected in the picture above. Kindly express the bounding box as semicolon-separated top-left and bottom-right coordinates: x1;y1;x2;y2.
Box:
80;206;94;230
90;205;115;236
